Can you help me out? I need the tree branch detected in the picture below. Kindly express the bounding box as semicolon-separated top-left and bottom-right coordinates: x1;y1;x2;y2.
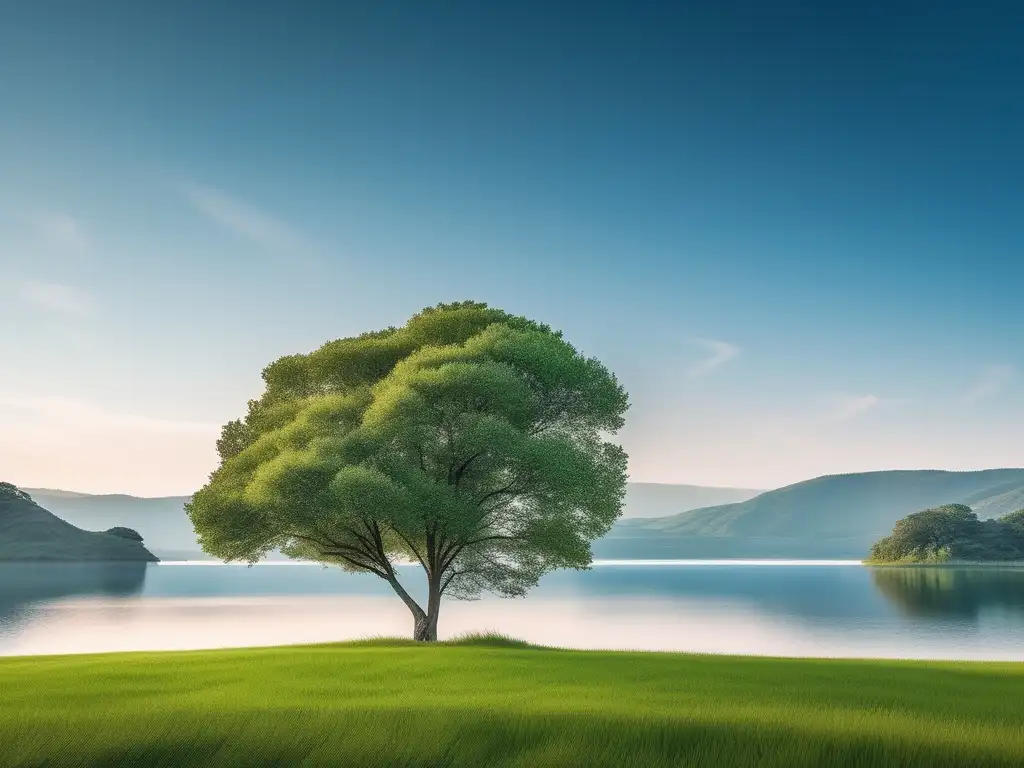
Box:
325;553;389;579
287;532;378;562
451;451;485;487
285;530;393;578
426;523;438;577
465;534;522;546
385;572;426;619
438;533;522;574
437;537;462;571
284;532;333;549
475;482;517;507
364;519;398;578
439;541;465;574
394;529;428;572
440;568;462;594
343;525;382;562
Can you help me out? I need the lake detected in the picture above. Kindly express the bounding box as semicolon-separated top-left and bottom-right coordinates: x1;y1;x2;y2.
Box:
2;560;1024;660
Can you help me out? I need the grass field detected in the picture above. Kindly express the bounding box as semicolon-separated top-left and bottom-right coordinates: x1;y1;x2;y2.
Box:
3;636;1024;767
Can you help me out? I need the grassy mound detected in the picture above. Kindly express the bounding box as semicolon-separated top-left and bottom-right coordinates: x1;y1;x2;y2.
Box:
2;642;1024;767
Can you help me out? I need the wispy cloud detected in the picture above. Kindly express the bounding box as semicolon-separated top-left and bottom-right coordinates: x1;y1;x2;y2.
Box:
18;280;95;316
687;338;741;377
180;183;317;260
27;212;90;254
829;394;882;421
0;394;220;436
963;365;1014;403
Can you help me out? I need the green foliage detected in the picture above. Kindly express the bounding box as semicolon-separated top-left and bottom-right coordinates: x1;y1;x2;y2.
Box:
868;504;1024;563
999;509;1024;537
5;645;1024;767
187;301;630;639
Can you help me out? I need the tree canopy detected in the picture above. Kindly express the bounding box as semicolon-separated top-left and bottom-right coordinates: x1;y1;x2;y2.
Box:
187;301;630;640
868;504;1024;563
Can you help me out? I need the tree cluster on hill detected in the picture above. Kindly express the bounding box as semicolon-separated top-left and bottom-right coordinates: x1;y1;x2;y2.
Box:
0;482;32;503
868;504;1024;563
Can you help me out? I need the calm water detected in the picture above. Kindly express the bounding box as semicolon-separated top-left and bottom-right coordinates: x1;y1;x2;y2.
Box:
2;560;1024;660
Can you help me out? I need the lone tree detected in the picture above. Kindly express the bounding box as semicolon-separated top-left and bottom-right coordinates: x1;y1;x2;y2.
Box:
187;302;629;640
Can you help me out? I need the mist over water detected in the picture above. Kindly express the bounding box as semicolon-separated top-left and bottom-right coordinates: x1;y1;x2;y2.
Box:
2;562;1024;660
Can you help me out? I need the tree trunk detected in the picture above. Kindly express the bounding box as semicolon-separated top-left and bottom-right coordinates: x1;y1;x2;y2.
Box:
413;576;442;642
383;570;443;642
413;612;437;642
384;574;431;641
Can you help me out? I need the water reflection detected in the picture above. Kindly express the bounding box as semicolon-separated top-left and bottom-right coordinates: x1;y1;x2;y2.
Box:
871;567;1024;619
547;564;881;618
2;563;1024;660
0;562;148;630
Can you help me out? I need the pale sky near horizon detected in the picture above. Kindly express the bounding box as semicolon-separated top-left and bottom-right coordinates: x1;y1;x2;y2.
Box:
2;1;1023;497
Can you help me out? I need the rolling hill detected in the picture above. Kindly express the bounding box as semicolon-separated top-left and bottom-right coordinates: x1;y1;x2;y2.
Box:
22;489;196;560
25;471;1024;561
961;480;1024;520
0;484;158;562
620;483;763;519
21;482;764;560
595;469;1024;559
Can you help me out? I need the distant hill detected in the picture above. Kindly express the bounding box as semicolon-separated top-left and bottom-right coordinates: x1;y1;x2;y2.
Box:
621;483;763;519
20;482;762;560
0;484;158;562
29;472;1024;562
960;480;1024;520
595;469;1024;559
22;489;196;560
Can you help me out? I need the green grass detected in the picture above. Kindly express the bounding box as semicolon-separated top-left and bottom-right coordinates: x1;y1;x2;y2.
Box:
3;637;1024;767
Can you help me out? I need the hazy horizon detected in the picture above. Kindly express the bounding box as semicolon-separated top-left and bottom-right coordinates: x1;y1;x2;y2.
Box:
19;468;1024;501
3;1;1022;496
23;478;769;498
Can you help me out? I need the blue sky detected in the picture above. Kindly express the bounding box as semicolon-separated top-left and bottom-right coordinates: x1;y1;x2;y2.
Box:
1;0;1022;495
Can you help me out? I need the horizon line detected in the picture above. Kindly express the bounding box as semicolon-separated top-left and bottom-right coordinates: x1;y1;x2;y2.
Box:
16;466;1024;500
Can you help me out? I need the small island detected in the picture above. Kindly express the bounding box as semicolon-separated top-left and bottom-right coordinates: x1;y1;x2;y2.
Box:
866;503;1024;565
0;483;158;562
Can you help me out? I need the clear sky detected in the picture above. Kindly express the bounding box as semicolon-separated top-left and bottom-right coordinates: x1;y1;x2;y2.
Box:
1;1;1022;496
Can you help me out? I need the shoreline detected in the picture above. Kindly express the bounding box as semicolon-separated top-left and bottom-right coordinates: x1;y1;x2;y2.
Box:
4;636;1024;664
863;560;1024;567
